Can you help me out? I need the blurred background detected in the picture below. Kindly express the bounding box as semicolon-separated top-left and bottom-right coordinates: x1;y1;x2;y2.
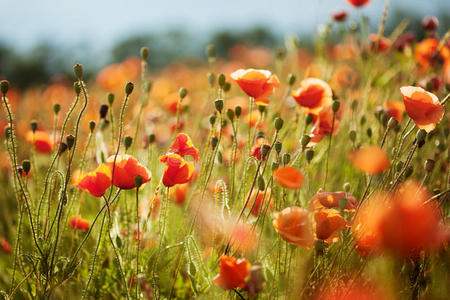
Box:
1;0;449;89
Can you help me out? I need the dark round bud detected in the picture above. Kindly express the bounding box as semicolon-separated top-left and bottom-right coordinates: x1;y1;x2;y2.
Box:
271;162;279;171
287;73;296;86
343;182;350;193
59;142;68;155
300;135;311;148
30;121;38;133
211;136;219;148
99;104;109;119
274;118;284;131
53;104;61;114
257;175;265;191
207;73;215;87
349;130;356;142
140;47;149;60
416;129;427;143
366;128;372;138
351;100;358;110
178;87;187;99
305;114;314;125
422;16;438;31
134;175;144;189
258;105;266;114
261;144;271;159
218;74;226;87
305;149;314;162
214;99;223;112
380;113;389;127
256;131;265;139
125;82;134;95
73;64;83;80
282;153;291;165
66;134;75;149
226;109;234;121
387;117;398;129
209;114;216;126
206;44;216;58
148;134;155;144
234;106;242;118
425;159;435;173
360;115;366;126
124;136;133;150
0;80;9;94
274;141;282;154
107;93;115;105
332;101;340;113
89;120;96;132
73;82;81;95
223;82;231;93
22;160;31;175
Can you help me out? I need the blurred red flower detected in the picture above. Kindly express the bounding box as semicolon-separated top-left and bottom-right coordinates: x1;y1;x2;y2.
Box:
69;215;90;231
272;206;315;248
273;167;304;190
77;164;112;197
26;130;53;153
349;146;390;174
213;255;251;290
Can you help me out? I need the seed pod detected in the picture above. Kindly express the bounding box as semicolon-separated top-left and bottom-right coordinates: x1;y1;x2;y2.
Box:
218;74;226;87
305;149;314;162
226;109;234;121
73;82;81;95
287;73;296;86
107;93;115;105
140;47;149;60
331;100;340;113
425;159;435;173
349;130;356;142
178;87;187;99
387;117;398;129
209;114;216;126
366;128;372;138
416;129;427;143
66;135;75;149
134;175;144;189
59;142;68;155
234;106;242;118
258;105;265;114
148;134;155;144
30;121;38;133
360;115;366;126
271;162;279;171
22;160;31;175
223;82;231;93
211;136;218;148
274;141;282;154
73;63;83;80
89;120;96;132
99;104;109;119
261;144;271;160
282;153;290;165
404;166;413;179
351;100;358;110
125;82;134;95
257;175;265;191
0;80;9;94
396;161;404;172
343;182;350;193
274;118;284;131
124;136;133;150
53;104;61;114
256;131;265;139
214;99;223;112
300;135;310;148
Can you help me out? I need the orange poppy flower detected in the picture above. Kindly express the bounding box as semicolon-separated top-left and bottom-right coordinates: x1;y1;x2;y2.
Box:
166;133;200;161
106;154;151;189
314;208;348;243
369;34;390;52
26;130;53;153
309;105;341;144
414;38;439;71
77;164;112;197
247;189;273;216
379;181;447;258
292;78;332;114
0;238;11;254
213;255;251;290
400;86;444;132
159;154;194;187
349;146;390;174
384;101;404;121
69;215;90;231
230;69;280;105
308;190;358;211
273;167;304;190
272;206;315;248
251;137;270;160
346;0;370;7
170;183;189;205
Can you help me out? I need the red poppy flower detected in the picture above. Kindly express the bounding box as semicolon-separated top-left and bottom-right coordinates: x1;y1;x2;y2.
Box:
400;86;444;132
369;34;391;53
314;208;348;243
346;0;370;7
309;105;341;143
273;167;304;190
230;69;280;106
247;189;273;216
170;183;189;205
384;101;404;121
349;146;390;174
26;130;53;153
308;189;358;211
332;10;348;22
213;255;251;290
159;154;195;187
106;154;151;189
272;206;315;248
166;133;199;161
69;215;90;231
0;238;11;254
292;78;332;114
251;137;270;160
77;164;112;197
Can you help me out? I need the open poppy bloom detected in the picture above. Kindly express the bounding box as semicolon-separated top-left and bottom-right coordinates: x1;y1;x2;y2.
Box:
308;189;358;211
26;130;53;153
349;146;390;174
314;208;348;243
230;69;280;106
251;137;270;160
272;206;315;248
384;101;404;121
159;154;194;187
77;164;112;197
273;167;304;190
346;0;370;7
247;189;273;216
369;33;391;53
309;105;341;144
69;215;90;231
213;255;251;290
106;154;151;189
166;133;199;161
400;86;444;132
292;78;332;115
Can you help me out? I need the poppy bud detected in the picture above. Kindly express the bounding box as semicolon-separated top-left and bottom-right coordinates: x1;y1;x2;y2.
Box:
4;126;10;139
305;149;314;162
396;161;404;172
425;159;435;173
107;93;115;105
134;175;144;189
381;113;389;127
261;144;271;159
287;73;296;86
258;105;265;114
349;130;356;142
73;82;81;95
257;175;265;191
223;82;231;93
416;129;427;143
30;120;38;133
209;114;216;126
22;160;31;175
404;166;413;178
124;136;133;150
282;153;290;165
207;73;215;87
73;63;83;80
226;109;234;121
234;106;242;118
59;142;68;155
140;46;149;60
125;82;134;95
53;104;61;114
211;136;218;148
305;114;314;125
343;182;350;193
148;134;155;144
366;128;372;138
422;16;438;31
206;44;216;59
274;118;284;131
274;141;282;154
256;131;265;139
0;80;9;94
179;87;187;99
66;134;75;149
387;117;398;129
332;101;340;113
272;162;279;171
218;74;226;87
300;135;310;148
89;120;96;132
214;99;223;112
360;115;366;126
99;104;109;119
351;99;358;110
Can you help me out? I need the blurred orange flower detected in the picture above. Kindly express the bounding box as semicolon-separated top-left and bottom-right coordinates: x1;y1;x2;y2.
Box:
350;146;390;174
346;0;370;7
159;154;194;187
272;206;315;248
314;208;348;242
77;164;112;197
273;167;304;190
213;255;251;290
309;105;341;143
170;183;189;205
309;190;358;211
369;34;391;52
26;130;53;154
166;133;199;161
384;101;404;121
230;69;280;105
247;189;273;216
106;154;151;189
400;86;444;132
69;215;90;231
414;38;439;71
292;78;332;115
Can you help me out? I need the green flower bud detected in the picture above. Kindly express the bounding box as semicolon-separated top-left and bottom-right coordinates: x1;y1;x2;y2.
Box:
256;131;265;139
211;136;218;148
226;109;234;121
343;182;350;193
416;129;427;143
274;141;282;154
366;128;372;138
209;114;216;126
107;93;115;105
178;87;187;99
351;100;358;110
272;162;279;171
140;47;149;60
59;142;68;155
425;159;435;173
223;82;231;92
274;118;284;131
360;115;366;126
404;166;413;179
282;153;291;165
99;104;109;119
89;120;96;132
349;130;356;142
22;160;31;175
148;134;156;144
73;63;83;80
287;73;296;86
300;135;310;148
234;106;242;118
214;99;223;112
53;103;61;114
305;149;314;162
332;100;340;113
124;136;133;150
305;114;314;125
396;161;404;172
257;175;265;191
66;134;75;149
134;175;144;189
0;80;9;94
73;82;81;95
218;74;226;87
30;120;38;133
125;82;134;95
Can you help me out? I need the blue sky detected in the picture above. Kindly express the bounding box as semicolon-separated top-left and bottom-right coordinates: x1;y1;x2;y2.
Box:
1;0;449;51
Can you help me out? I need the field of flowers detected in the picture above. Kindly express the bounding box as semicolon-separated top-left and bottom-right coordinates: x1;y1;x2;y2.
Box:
0;0;449;299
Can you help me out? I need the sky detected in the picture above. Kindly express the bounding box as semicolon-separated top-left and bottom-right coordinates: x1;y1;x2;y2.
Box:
1;0;449;51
